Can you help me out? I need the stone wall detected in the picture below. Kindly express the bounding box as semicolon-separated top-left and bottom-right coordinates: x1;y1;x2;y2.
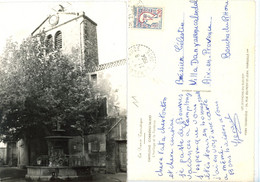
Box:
83;18;99;68
0;147;7;165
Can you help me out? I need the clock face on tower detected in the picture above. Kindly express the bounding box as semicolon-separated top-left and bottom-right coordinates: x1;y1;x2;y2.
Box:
49;15;59;26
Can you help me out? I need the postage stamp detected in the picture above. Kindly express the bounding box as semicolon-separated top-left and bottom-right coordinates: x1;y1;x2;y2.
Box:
128;44;156;77
133;7;163;29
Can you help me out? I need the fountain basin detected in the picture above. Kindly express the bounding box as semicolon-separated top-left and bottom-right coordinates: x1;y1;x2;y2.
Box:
25;166;92;181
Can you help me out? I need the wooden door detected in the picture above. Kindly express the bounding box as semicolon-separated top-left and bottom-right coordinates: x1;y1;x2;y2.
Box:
118;142;127;172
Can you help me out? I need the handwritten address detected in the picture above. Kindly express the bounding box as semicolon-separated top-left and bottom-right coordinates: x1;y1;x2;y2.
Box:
174;0;232;86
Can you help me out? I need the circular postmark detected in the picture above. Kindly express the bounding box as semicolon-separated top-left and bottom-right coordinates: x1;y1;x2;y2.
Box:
128;44;156;77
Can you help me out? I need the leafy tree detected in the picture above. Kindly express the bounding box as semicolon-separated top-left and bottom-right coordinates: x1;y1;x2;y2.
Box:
0;33;105;143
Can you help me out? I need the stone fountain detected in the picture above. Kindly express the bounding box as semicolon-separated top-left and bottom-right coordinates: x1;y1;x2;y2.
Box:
25;122;91;181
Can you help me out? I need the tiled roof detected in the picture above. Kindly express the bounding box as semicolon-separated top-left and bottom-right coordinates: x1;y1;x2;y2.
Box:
86;59;126;73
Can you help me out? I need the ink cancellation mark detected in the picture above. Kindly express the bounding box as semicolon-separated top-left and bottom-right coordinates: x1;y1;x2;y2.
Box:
134;7;163;29
128;44;156;77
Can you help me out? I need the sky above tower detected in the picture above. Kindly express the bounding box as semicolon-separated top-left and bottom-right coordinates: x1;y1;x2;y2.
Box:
0;1;127;64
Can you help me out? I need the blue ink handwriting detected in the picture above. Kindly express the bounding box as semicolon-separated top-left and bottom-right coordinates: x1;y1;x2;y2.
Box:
225;113;243;146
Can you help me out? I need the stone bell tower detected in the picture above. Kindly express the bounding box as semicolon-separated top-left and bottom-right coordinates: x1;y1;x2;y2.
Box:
31;7;99;69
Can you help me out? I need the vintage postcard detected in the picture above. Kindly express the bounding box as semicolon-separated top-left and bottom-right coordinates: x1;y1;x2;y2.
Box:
128;0;255;181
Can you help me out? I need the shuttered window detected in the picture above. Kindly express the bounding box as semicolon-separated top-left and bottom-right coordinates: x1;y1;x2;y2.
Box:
88;142;100;153
91;74;97;83
55;31;62;49
91;141;100;152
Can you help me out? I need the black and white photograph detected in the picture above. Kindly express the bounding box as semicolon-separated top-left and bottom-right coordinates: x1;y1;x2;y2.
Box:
0;1;127;181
